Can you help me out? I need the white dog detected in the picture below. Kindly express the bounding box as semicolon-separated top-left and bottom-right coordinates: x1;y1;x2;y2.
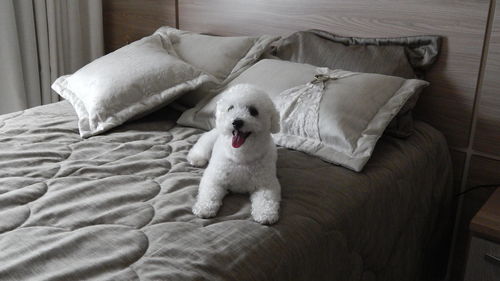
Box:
188;84;281;224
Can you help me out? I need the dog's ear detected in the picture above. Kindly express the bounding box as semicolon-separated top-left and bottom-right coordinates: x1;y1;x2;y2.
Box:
270;103;280;134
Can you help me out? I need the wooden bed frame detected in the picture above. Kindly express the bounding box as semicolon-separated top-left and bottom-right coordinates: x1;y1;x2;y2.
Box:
103;0;500;279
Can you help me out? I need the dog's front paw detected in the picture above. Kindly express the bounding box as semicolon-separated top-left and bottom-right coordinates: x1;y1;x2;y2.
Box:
251;207;279;225
193;200;221;218
187;151;208;167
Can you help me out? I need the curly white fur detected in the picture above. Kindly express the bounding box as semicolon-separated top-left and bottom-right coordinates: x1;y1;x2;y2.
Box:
188;84;281;224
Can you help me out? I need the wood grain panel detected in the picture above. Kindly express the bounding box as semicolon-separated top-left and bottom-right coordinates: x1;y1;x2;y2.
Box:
468;155;500;190
103;0;176;53
448;149;468;281
450;150;467;192
474;2;500;157
179;0;491;148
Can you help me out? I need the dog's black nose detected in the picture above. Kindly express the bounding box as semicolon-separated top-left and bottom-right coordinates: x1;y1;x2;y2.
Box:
232;119;244;130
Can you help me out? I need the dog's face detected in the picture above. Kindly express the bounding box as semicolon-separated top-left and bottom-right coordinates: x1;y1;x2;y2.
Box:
215;84;280;149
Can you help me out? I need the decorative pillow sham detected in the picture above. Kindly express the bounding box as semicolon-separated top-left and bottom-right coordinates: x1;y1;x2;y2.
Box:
273;30;441;138
52;33;212;138
154;26;279;107
178;59;429;172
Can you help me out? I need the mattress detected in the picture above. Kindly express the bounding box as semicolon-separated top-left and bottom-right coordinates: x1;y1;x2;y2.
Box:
0;101;453;281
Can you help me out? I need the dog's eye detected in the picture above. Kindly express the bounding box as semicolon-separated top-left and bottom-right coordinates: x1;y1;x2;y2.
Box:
227;105;234;111
248;106;259;117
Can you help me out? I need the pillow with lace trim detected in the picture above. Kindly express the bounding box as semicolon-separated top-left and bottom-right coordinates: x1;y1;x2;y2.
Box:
177;59;428;171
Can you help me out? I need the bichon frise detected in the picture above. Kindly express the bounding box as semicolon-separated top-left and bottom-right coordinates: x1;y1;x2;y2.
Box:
188;84;281;224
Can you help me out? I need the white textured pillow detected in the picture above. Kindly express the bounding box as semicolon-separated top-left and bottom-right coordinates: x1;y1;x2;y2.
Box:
177;59;429;172
52;33;212;138
155;26;279;107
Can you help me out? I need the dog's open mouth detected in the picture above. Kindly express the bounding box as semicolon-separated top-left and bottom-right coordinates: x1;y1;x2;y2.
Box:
232;130;251;148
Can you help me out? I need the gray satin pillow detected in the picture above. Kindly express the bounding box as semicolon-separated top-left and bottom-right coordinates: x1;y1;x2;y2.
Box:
273;30;441;138
155;26;279;108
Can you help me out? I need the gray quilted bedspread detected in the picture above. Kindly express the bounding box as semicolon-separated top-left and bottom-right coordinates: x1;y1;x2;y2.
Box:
0;101;453;281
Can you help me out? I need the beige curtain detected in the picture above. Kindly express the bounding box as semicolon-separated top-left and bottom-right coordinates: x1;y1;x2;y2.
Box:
0;0;103;114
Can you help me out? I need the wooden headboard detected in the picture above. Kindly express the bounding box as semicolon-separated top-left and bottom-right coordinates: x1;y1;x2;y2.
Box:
104;0;489;147
103;0;500;279
179;0;490;149
103;0;177;53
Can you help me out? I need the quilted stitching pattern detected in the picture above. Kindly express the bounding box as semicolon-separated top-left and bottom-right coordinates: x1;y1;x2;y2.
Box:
0;101;453;281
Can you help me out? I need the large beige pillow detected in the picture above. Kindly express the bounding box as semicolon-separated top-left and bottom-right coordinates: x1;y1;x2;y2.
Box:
52;33;212;138
177;59;429;172
155;26;279;107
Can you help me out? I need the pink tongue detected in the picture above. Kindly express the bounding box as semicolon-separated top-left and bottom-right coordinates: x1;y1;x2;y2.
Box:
232;132;246;148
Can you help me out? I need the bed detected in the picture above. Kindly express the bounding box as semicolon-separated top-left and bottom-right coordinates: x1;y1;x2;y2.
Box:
0;100;452;281
2;0;483;279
